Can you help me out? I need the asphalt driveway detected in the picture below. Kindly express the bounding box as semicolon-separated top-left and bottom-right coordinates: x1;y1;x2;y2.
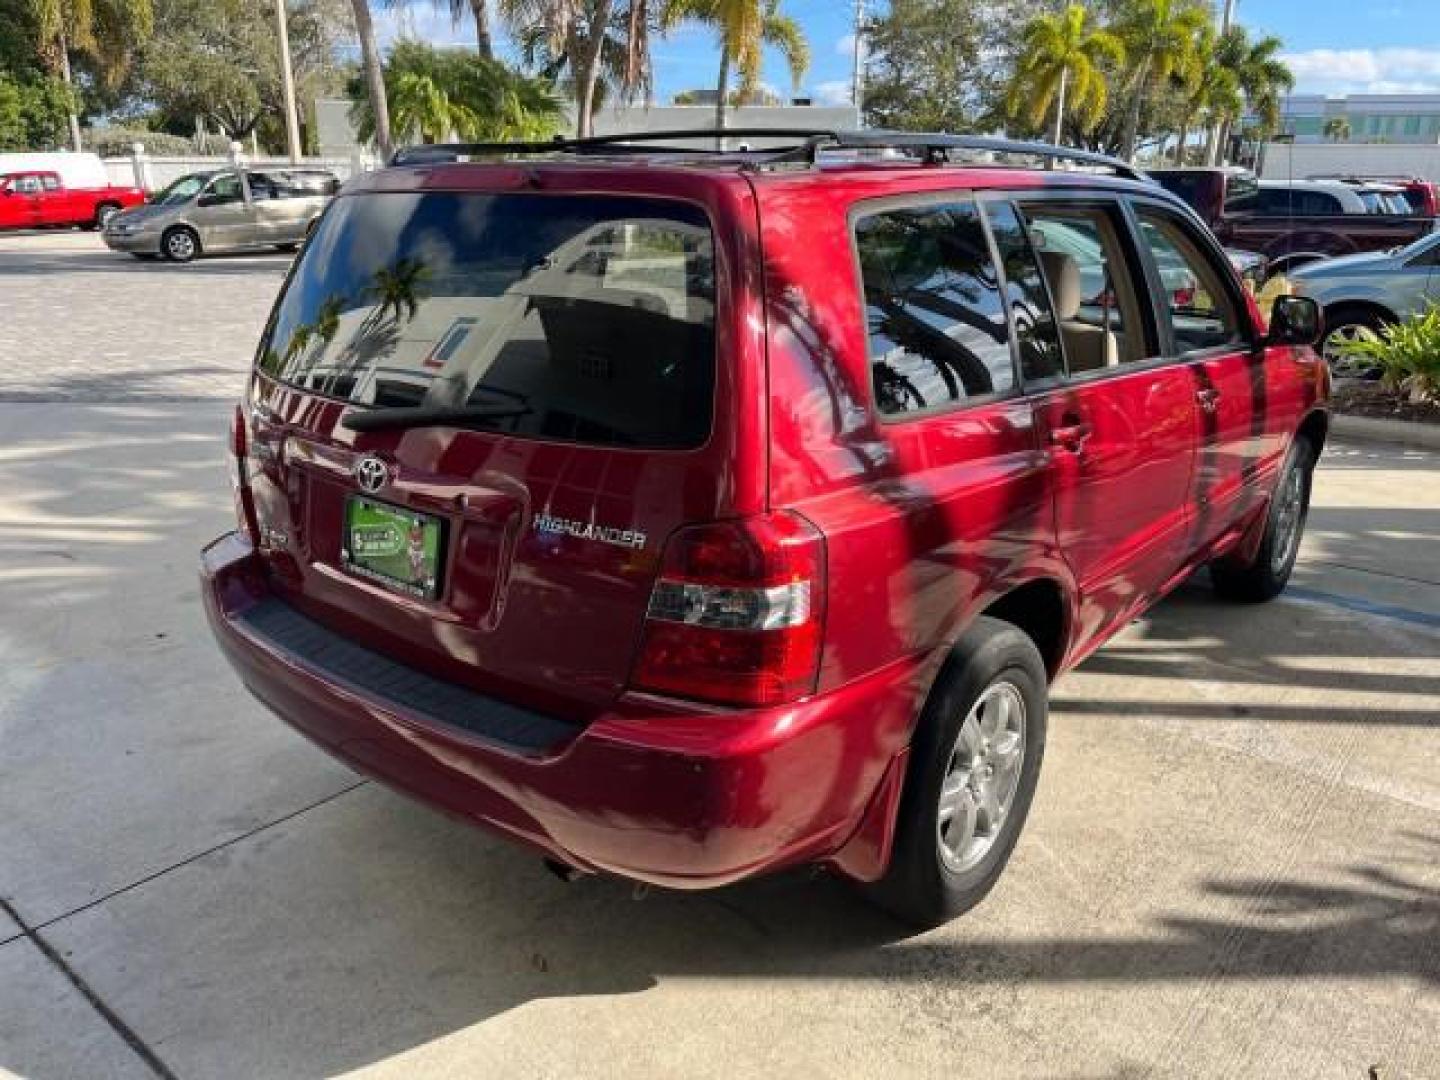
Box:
1;233;1436;1080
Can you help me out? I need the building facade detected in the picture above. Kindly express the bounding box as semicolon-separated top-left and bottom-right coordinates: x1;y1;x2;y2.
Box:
1277;93;1440;144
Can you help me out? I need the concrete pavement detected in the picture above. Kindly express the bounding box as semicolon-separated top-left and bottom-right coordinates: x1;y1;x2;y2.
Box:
0;232;1437;1080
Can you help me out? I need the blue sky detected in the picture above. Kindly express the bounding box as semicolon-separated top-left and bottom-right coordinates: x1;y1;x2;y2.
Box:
376;1;1440;105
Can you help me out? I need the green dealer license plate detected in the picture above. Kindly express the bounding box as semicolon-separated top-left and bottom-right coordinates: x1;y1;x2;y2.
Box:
342;496;444;600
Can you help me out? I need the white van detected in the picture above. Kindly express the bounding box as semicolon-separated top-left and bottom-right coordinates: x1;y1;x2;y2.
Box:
0;152;110;190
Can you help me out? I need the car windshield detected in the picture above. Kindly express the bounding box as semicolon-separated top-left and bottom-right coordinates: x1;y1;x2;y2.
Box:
258;191;717;449
1398;231;1440;264
151;174;209;206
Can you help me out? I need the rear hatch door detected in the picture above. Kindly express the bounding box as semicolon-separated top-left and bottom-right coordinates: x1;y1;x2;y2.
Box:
241;166;763;722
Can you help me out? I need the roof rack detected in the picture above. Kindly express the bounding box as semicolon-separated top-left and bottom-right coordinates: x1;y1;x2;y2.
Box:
390;128;1151;182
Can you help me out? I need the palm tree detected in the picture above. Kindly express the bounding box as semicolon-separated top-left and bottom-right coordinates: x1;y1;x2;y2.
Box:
350;40;563;145
1208;29;1293;163
661;0;809;142
1173;26;1238;163
350;0;394;159
1112;0;1207;162
1324;116;1352;143
505;0;655;137
30;0;154;151
1005;4;1124;145
434;0;494;58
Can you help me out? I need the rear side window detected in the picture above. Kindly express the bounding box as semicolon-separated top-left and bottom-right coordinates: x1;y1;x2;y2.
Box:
259;193;716;449
855;200;1016;418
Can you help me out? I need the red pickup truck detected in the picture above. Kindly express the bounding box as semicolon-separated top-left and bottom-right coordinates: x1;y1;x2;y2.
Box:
0;170;146;231
1150;167;1435;276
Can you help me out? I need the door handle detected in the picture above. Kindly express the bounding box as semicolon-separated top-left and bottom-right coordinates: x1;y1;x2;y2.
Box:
1196;388;1222;413
1048;420;1093;452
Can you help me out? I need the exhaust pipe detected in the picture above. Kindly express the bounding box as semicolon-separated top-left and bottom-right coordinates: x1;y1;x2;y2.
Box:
543;857;583;883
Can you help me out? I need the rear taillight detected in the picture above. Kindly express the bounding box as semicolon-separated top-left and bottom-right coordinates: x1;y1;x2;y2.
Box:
632;512;826;707
229;403;260;545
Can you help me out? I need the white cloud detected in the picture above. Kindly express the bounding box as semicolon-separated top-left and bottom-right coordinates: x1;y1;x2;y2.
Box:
1280;47;1440;95
813;80;854;107
835;33;857;58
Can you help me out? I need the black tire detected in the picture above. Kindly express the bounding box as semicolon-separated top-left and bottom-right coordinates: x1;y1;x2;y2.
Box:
868;616;1048;928
162;225;200;263
1211;436;1316;603
1320;305;1387;379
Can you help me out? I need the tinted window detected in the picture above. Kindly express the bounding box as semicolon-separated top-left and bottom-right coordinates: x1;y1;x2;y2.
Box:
1136;211;1243;353
205;173;244;203
984;201;1066;382
1022;205;1151;372
1223;174;1260;212
259;193;716;450
1257;188;1341;215
12;175;42;194
856;200;1016;418
41;174;59;191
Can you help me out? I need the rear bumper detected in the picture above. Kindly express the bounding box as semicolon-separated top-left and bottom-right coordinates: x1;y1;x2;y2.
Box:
201;532;927;888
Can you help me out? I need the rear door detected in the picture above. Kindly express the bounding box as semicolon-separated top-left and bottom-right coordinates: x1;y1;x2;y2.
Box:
1129;199;1290;551
1009;195;1199;654
241;174;755;722
7;174;45;228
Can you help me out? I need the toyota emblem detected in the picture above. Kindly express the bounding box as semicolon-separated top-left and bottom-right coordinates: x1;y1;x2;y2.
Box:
353;454;390;494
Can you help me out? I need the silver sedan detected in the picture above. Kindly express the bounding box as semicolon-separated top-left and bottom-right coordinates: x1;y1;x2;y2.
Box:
1289;231;1440;374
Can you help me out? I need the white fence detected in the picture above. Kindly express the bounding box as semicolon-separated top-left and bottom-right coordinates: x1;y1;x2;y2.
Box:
1258;141;1440;182
102;148;381;192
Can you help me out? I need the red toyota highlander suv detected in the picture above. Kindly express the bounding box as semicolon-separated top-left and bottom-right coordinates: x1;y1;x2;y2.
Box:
201;130;1329;926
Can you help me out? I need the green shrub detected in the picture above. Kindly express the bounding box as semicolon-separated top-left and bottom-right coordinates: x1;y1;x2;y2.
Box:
1335;304;1440;403
85;125;195;157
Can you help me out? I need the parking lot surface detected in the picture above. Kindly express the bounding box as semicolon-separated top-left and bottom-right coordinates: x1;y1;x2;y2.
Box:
1;233;1437;1079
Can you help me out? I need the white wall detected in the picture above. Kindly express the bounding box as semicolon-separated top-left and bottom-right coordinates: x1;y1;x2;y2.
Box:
1259;141;1440;182
101;153;377;191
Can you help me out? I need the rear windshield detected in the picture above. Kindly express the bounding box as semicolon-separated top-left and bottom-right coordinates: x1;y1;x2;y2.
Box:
258;192;717;449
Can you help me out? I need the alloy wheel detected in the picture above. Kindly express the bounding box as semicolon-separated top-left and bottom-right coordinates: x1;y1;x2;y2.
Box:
936;681;1027;874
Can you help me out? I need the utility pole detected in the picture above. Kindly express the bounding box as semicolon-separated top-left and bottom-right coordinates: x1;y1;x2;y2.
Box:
851;0;865;126
275;0;303;163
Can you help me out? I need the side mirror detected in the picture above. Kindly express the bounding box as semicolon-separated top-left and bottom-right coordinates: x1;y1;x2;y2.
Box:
1266;295;1322;347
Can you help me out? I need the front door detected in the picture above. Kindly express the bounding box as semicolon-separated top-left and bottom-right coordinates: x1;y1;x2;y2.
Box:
1130;201;1289;551
1009;197;1198;658
193;172;256;249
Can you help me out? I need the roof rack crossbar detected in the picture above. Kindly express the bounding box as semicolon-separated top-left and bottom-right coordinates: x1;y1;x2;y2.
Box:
390;128;1149;182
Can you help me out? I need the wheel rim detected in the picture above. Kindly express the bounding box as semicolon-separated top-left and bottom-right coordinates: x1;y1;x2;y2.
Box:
98;206;117;226
936;681;1026;874
1321;323;1379;376
167;232;195;259
1271;461;1306;574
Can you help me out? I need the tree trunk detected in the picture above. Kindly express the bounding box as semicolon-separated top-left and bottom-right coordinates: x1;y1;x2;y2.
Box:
1174;120;1188;164
1121;55;1150;163
1052;66;1068;146
574;0;613;138
470;0;493;61
57;33;83;153
350;0;392;159
714;45;730;150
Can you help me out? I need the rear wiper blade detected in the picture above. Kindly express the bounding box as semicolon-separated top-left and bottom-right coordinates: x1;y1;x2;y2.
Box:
341;404;530;432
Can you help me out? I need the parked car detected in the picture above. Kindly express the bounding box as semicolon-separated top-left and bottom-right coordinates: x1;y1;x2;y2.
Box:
102;168;338;262
1150;167;1435;276
1308;174;1440;217
0;168;145;231
1289;230;1440;374
200;131;1328;927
